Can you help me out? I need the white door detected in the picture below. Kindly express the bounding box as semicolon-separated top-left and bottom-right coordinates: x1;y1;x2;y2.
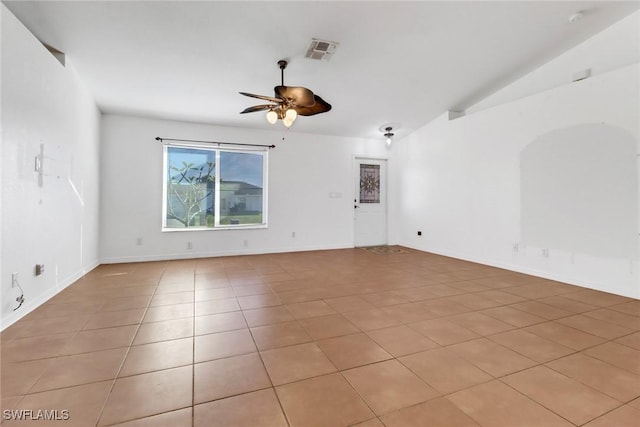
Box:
354;158;387;247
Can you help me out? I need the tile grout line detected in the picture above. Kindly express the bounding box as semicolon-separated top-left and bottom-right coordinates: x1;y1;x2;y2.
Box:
92;264;166;427
191;267;196;427
496;375;612;427
241;275;294;427
2;252;637;427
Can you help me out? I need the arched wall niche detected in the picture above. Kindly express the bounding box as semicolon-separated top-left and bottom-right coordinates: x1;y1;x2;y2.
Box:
520;123;638;260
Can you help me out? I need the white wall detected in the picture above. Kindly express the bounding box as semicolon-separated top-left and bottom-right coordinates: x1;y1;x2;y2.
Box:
520;123;637;260
99;114;389;262
468;10;640;114
393;61;639;298
1;4;101;327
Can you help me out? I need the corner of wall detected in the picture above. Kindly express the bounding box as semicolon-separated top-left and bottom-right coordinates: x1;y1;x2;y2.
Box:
1;5;102;330
467;10;640;115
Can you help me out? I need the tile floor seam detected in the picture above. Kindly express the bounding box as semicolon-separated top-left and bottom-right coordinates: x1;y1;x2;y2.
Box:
51;340;138;359
191;268;196;427
6;352;67;398
97;408;185;427
395;352;498;396
404;323;481;346
516;326;638;366
482;330;580;364
579;402;640;427
496;375;623;427
522;324;606;345
442;348;541;381
193;384;275;407
336;369;380;420
103;402;194;427
580;310;640;340
613;334;640;351
542;360;640;404
505;304;577;322
375;392;484;427
581;345;640;376
276;348;339;382
16;373;126;397
2;250;638;427
523;331;632;362
240;300;292;427
93;275;161;427
4;331;129;416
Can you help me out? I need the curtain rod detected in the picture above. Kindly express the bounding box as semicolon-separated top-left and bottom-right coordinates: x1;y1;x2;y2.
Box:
155;137;275;149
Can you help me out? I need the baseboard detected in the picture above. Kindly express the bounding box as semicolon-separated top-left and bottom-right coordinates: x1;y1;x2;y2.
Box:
401;243;639;299
99;243;355;264
6;243;632;333
1;260;100;331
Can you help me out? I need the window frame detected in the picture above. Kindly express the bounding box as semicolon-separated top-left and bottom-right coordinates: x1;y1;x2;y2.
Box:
161;142;268;232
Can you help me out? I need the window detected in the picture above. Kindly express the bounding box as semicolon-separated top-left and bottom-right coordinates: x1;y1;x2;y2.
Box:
163;144;267;230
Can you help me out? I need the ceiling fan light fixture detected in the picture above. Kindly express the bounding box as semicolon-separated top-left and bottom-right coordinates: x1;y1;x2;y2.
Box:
282;116;294;128
282;108;297;127
266;110;278;124
239;59;331;128
285;108;297;121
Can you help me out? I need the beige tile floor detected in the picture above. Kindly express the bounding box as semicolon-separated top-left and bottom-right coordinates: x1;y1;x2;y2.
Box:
1;247;640;426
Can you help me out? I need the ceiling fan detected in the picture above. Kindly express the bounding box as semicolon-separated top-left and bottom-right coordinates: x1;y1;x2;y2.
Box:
239;60;331;128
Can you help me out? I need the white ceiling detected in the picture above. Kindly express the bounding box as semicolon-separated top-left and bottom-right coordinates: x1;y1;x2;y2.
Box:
4;1;639;139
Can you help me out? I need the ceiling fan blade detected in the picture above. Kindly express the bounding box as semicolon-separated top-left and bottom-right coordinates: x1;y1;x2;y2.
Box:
239;92;283;104
294;95;332;116
275;86;316;108
240;104;277;114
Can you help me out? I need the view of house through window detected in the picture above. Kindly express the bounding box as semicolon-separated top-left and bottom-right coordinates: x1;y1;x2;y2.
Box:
163;145;266;229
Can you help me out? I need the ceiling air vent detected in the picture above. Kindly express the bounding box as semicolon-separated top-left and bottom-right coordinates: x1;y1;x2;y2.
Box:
305;39;339;61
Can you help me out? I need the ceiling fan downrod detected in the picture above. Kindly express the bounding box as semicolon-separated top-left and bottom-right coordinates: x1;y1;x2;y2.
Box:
278;60;287;86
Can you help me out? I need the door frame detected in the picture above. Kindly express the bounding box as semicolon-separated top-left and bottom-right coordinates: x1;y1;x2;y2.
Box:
353;155;389;247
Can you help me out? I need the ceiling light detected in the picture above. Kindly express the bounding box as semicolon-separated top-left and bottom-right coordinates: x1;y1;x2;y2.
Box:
379;123;400;146
266;110;278;124
285;108;297;121
282;108;297;127
383;126;394;146
282;117;294;128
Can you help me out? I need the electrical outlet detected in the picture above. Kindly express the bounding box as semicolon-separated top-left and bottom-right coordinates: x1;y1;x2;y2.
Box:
542;248;549;258
35;264;45;276
513;243;519;252
11;272;18;283
136;237;143;246
243;240;249;247
291;231;296;238
186;242;193;250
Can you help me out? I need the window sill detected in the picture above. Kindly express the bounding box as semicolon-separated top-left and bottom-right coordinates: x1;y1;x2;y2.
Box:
161;224;268;232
